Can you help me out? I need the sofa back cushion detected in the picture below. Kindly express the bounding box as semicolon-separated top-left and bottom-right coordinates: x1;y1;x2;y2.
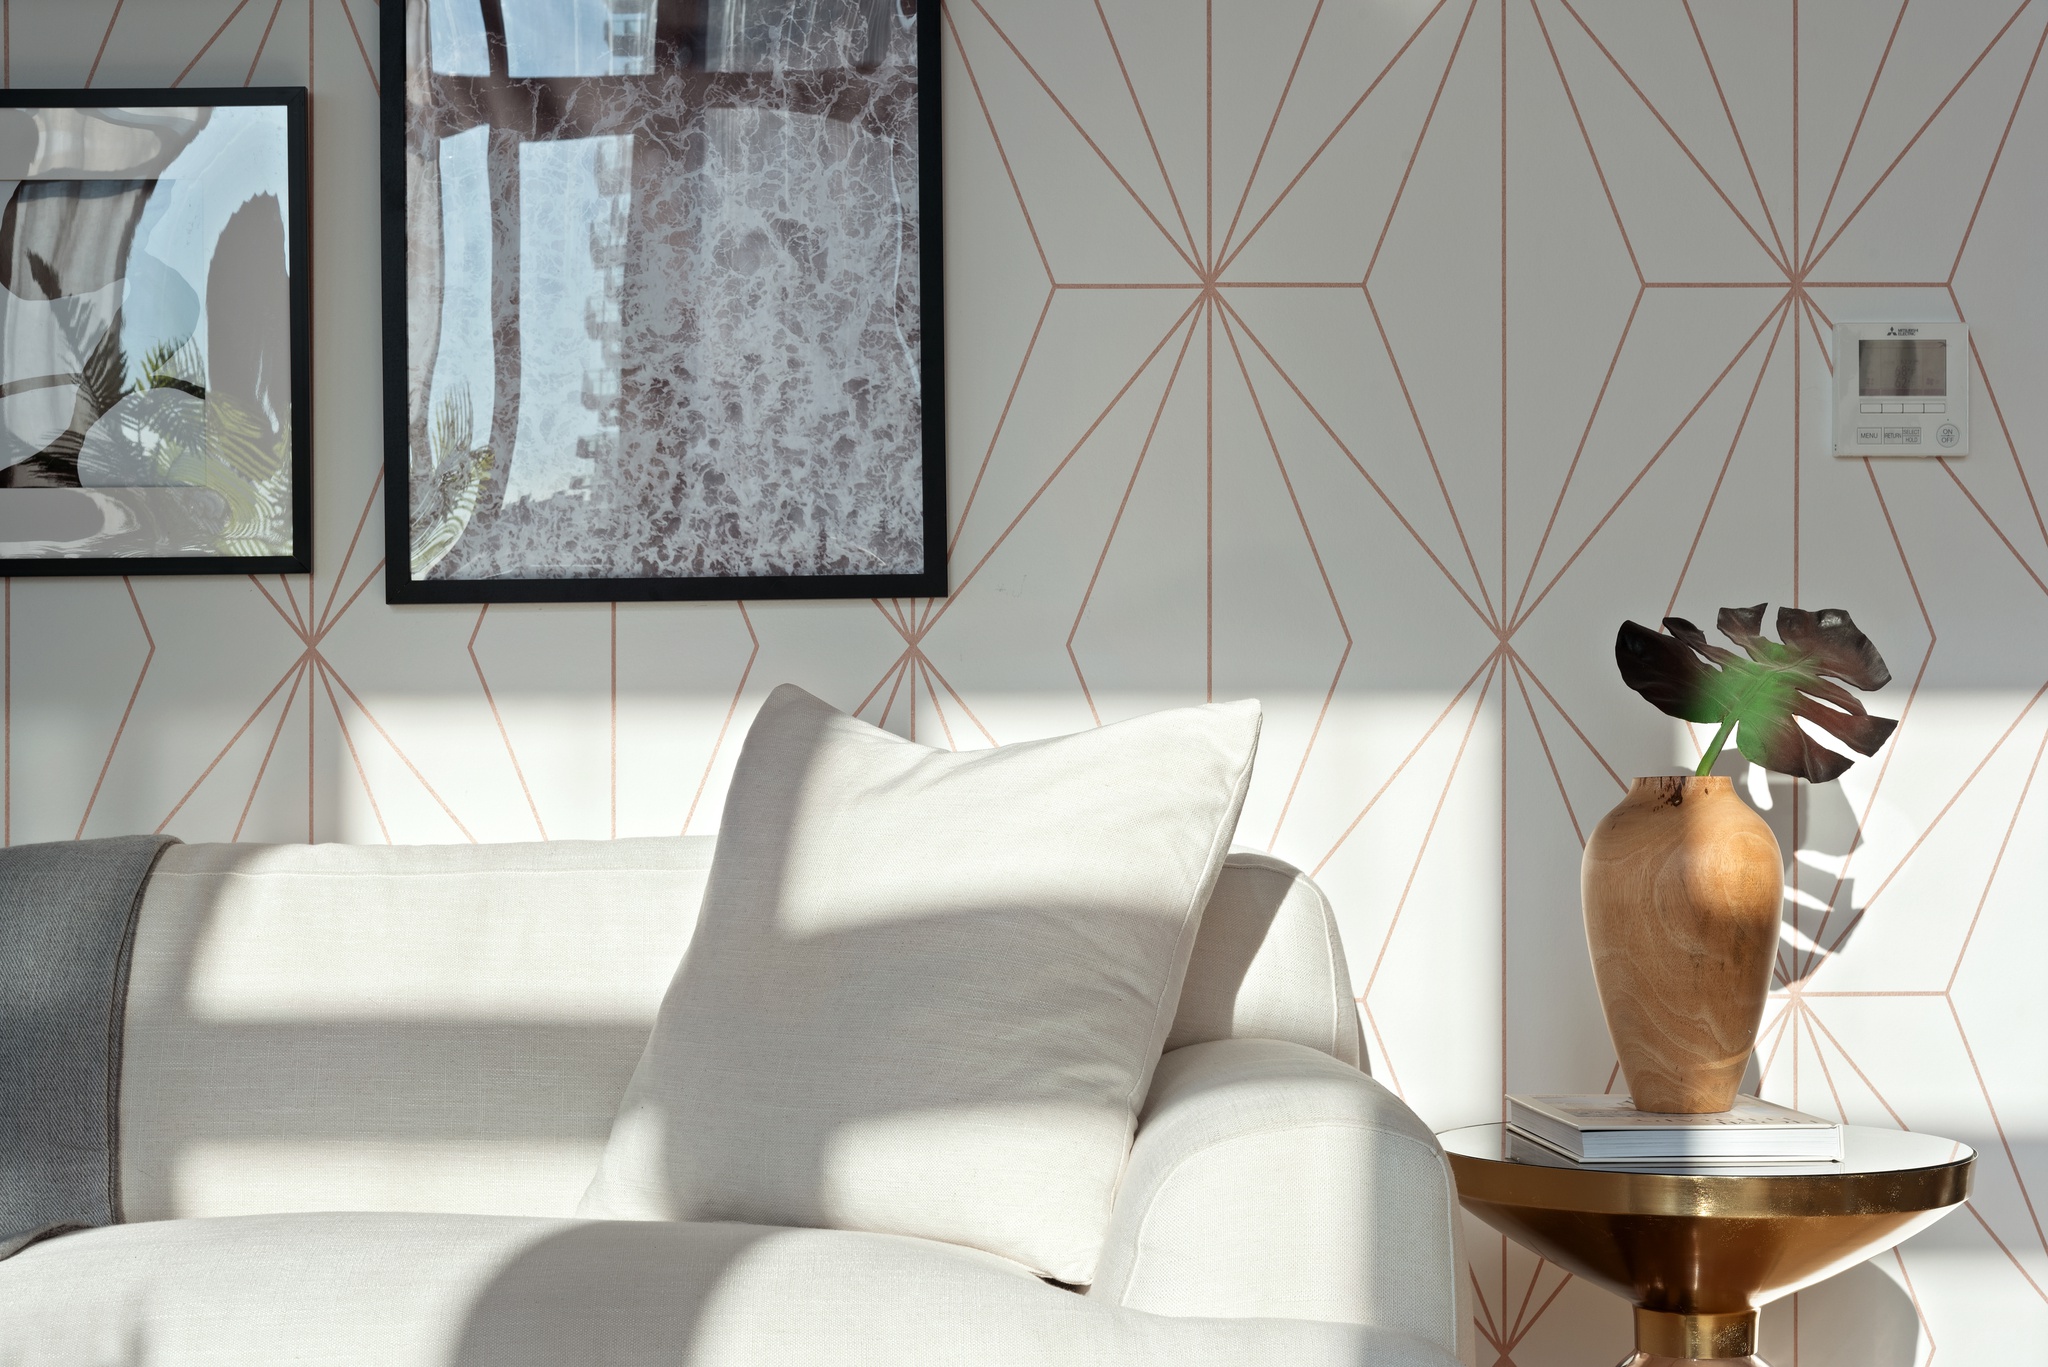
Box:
119;837;712;1223
576;685;1261;1284
117;837;1359;1228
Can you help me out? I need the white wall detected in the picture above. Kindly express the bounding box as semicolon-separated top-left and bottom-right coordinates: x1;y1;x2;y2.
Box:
8;1;2047;1360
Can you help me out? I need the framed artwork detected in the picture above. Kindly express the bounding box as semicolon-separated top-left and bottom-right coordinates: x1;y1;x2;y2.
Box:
382;0;945;604
0;90;311;576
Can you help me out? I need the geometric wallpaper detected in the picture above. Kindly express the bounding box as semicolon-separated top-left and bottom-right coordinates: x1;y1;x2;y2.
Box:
7;2;2047;1361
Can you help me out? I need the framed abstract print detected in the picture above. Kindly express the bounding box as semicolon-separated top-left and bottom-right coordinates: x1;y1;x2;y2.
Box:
382;0;945;604
0;91;311;576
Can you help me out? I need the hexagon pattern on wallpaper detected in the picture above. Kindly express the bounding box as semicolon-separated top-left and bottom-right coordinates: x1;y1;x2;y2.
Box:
5;1;2046;1361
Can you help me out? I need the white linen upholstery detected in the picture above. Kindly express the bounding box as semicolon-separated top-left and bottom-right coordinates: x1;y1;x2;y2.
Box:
1091;1038;1474;1367
1171;850;1366;1068
119;837;713;1221
579;685;1263;1284
0;1212;1463;1367
117;835;1364;1224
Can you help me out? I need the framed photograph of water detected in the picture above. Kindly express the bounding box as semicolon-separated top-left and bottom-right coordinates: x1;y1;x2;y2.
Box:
382;0;945;603
0;91;310;576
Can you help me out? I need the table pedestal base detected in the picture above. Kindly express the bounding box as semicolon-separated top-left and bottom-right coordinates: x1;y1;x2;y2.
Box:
1624;1306;1760;1363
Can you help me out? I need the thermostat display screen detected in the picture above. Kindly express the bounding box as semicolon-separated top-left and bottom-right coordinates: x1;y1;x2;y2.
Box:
1859;339;1947;397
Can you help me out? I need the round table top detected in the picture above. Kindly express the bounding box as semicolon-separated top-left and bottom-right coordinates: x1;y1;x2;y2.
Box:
1438;1123;1974;1219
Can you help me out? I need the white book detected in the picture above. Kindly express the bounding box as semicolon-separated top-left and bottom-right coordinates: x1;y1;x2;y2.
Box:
1505;1094;1843;1163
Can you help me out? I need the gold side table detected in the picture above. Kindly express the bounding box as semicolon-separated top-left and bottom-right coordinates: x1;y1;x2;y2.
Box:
1438;1123;1973;1365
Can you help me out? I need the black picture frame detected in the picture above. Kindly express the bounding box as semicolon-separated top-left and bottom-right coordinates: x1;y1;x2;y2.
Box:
0;88;312;579
381;2;946;605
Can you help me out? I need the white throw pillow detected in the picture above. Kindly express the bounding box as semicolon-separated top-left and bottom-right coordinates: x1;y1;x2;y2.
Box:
578;684;1261;1283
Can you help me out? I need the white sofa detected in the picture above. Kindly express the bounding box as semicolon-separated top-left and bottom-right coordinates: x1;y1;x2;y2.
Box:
0;836;1472;1366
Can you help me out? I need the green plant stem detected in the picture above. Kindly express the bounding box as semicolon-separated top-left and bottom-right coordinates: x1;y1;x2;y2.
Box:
1694;669;1778;776
1696;715;1738;776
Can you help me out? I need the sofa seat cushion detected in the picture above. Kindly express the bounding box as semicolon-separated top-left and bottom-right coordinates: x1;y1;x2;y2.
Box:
0;1213;1456;1367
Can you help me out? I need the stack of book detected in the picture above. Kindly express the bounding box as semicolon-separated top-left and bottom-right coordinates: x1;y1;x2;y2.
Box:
1506;1094;1844;1164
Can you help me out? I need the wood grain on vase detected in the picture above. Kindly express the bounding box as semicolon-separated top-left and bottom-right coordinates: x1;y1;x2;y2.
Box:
1582;776;1783;1114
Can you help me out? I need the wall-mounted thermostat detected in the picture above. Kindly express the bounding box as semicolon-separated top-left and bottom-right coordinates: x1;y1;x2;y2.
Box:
1833;322;1967;457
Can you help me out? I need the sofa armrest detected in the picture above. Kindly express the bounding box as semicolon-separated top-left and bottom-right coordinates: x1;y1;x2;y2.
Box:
1090;1038;1473;1365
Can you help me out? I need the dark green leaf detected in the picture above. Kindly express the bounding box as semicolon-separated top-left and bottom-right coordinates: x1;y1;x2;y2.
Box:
1776;606;1892;690
1615;621;1721;724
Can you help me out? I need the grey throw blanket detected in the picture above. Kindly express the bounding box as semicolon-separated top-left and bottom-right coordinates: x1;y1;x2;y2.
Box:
0;834;177;1259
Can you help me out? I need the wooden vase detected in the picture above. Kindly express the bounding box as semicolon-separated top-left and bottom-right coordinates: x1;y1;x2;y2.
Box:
1582;776;1784;1114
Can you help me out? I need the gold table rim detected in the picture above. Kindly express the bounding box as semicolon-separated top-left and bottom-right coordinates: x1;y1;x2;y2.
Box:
1439;1122;1975;1219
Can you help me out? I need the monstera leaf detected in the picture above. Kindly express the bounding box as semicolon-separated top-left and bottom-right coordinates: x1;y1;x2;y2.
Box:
1615;604;1897;783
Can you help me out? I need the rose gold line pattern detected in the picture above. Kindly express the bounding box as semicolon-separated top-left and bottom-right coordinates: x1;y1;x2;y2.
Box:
1802;1000;1855;1124
1359;654;1500;1062
1947;17;2048;284
1817;677;2045;946
917;657;959;751
1959;323;2048;555
85;0;127;87
232;660;309;841
1361;0;1483;290
74;580;155;840
966;0;1202;278
1213;0;1326;267
1215;0;1456;277
1946;995;2048;1265
154;657;305;834
1946;724;2048;992
323;667;478;842
1681;0;1790;267
334;0;377;93
1507;287;1644;622
1798;290;1832;373
1505;649;1624;789
1216;309;1353;847
1796;1002;1908;1128
1361;287;1500;629
1203;282;1512;624
1554;0;1788;275
1799;0;1910;270
1963;1202;2048;1303
1067;310;1202;724
317;658;391;844
681;603;757;835
873;654;912;732
320;561;386;638
1937;459;2048;595
1205;299;1215;700
941;4;1053;283
1319;649;1497;878
922;294;1205;636
1510;294;1787;635
1889;1249;1936;1367
1092;0;1201;267
319;472;384;636
276;575;309;635
246;0;288;83
1499;0;1507;621
250;577;308;640
467;607;548;840
1204;0;1211;264
1469;1265;1505;1354
1805;0;2036;275
1666;297;1794;616
174;0;258;85
1525;0;1642;278
1802;634;1934;977
949;290;1054;559
1508;654;1584;846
